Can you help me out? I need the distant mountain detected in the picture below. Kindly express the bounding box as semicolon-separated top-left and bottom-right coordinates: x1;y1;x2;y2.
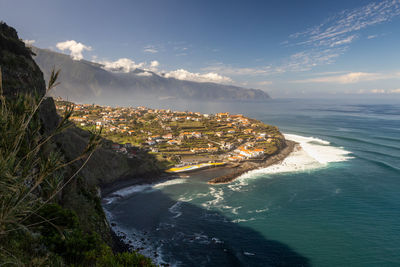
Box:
32;47;270;104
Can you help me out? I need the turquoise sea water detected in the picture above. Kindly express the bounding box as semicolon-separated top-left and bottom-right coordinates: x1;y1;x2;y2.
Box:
103;99;400;266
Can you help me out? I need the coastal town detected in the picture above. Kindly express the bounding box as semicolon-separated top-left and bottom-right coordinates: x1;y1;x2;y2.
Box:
55;99;286;172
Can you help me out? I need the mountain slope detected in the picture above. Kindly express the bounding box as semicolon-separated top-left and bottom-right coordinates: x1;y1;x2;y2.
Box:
32;47;270;104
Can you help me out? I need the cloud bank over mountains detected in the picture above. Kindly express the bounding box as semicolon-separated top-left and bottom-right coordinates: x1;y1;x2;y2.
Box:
163;69;232;84
55;40;233;84
56;40;92;60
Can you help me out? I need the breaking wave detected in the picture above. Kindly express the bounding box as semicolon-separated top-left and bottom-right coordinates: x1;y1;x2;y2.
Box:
104;179;187;204
237;133;353;181
169;202;183;218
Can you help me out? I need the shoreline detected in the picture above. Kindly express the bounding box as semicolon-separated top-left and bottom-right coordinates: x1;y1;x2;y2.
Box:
100;172;176;198
101;140;298;198
208;140;298;184
101;139;298;262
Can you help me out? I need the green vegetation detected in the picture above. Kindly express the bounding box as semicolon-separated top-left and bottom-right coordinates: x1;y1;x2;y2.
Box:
0;70;154;266
55;101;286;165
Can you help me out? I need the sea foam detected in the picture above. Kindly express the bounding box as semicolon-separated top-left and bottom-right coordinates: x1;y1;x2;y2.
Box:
237;133;353;181
153;179;187;189
104;179;187;204
168;201;183;218
284;134;353;164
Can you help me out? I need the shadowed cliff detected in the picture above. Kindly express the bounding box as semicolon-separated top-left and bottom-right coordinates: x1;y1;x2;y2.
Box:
0;21;163;251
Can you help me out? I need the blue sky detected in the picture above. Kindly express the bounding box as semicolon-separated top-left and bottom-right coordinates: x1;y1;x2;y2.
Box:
1;0;400;98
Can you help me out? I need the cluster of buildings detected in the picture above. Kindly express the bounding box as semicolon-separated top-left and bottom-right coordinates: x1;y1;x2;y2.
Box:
55;99;284;163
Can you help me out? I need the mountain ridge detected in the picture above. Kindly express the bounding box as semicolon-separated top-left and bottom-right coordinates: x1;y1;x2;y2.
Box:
32;47;270;104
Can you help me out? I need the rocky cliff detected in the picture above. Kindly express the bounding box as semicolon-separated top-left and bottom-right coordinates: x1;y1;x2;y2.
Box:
0;21;156;265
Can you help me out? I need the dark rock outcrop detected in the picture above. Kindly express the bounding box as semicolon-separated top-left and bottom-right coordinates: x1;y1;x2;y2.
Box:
0;21;161;248
0;21;160;188
0;22;45;98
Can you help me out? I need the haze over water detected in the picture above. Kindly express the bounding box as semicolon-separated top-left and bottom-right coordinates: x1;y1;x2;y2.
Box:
104;98;400;266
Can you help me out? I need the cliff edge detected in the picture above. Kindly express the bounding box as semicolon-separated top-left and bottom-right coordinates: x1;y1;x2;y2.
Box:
0;21;155;265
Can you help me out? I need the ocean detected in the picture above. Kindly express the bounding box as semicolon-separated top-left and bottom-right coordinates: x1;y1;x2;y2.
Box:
103;98;400;266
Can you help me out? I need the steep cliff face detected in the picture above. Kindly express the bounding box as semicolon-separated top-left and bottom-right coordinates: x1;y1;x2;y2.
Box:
0;23;45;98
0;22;160;187
0;22;158;254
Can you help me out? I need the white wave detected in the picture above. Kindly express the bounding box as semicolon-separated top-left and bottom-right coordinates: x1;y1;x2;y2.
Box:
202;187;225;209
178;196;194;202
219;205;241;215
193;233;210;244
227;182;249;192
248;208;269;214
256;208;269;213
104;184;153;204
239;147;319;179
230;206;242;215
285;134;331;145
113;184;153;197
285;134;353;164
232;217;256;223
235;133;353;182
105;179;187;203
168;201;183;218
153;179;187;189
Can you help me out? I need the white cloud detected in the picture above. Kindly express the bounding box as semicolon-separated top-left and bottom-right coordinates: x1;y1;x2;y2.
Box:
282;48;346;72
202;63;275;76
150;60;159;69
204;0;398;78
367;35;378;39
290;1;400;47
99;58;144;73
136;71;153;77
150;60;159;67
284;0;400;70
390;88;400;93
292;71;400;84
97;58;159;74
164;69;233;84
144;45;158;54
144;48;158;53
329;35;358;47
23;39;35;46
370;89;386;94
56;40;92;60
97;58;231;84
210;1;400;76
